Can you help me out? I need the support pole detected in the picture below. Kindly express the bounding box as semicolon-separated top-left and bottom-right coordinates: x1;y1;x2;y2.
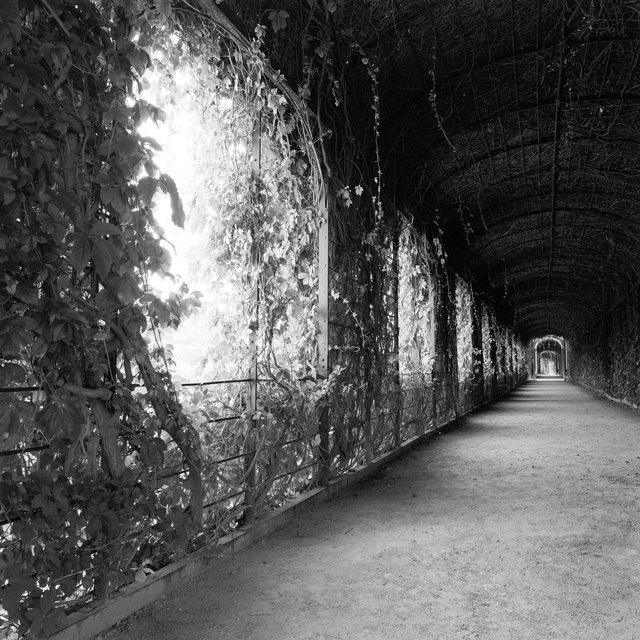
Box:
392;220;402;448
509;331;515;388
471;295;485;405
243;317;258;525
317;191;331;486
427;271;438;430
244;107;262;524
446;271;460;421
489;319;498;400
431;277;444;427
432;268;458;424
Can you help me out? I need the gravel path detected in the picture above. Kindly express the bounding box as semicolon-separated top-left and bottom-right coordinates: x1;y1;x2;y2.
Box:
101;379;640;640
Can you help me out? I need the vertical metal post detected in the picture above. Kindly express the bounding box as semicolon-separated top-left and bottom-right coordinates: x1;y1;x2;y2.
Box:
489;319;498;400
471;295;485;405
509;331;515;387
559;339;566;378
392;220;402;448
447;270;460;420
317;191;331;486
244;316;258;525
431;270;446;426
244;108;262;525
429;270;441;428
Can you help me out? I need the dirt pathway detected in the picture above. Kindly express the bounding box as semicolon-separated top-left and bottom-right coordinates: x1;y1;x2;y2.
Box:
101;380;640;640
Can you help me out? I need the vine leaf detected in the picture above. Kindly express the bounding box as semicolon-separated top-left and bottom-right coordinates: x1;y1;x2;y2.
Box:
1;580;26;623
0;362;26;384
156;0;172;20
158;173;184;228
92;238;118;279
127;48;150;76
69;232;91;272
137;176;158;205
91;221;121;236
0;156;17;180
268;10;290;33
107;275;139;305
13;283;38;305
0;4;19;54
0;404;20;439
37;399;86;440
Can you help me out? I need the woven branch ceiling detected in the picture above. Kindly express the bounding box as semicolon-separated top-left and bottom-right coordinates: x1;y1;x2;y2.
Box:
220;0;640;341
374;0;640;340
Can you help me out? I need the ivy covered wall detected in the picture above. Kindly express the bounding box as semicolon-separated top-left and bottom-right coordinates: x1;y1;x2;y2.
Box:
569;287;640;407
0;1;528;636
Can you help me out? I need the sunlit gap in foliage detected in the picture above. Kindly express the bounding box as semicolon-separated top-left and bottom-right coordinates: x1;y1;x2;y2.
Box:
134;42;321;401
130;31;326;534
136;60;253;382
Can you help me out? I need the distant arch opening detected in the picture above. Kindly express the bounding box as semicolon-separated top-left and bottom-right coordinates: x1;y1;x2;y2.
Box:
531;335;566;379
539;350;559;375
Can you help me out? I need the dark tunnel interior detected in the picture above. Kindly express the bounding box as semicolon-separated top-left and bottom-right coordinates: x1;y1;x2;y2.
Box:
363;0;640;401
375;0;640;345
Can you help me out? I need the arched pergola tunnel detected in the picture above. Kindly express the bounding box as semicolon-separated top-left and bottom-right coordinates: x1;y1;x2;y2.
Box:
368;0;640;404
302;0;640;425
373;0;639;406
3;1;640;636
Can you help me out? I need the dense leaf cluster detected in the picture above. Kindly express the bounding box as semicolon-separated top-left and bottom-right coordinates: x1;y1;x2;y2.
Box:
0;1;203;634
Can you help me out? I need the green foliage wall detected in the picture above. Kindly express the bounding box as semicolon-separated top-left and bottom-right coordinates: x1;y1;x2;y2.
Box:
570;288;640;407
0;1;207;634
0;2;529;636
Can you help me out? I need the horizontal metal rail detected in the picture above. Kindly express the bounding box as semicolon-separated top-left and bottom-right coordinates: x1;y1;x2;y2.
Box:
203;489;245;509
180;378;253;387
0;376;295;396
0;376;276;395
268;461;317;484
0;444;50;457
201;460;318;512
206;415;243;424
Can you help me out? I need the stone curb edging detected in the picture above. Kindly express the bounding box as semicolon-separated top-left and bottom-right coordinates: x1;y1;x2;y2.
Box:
570;379;640;411
46;409;485;640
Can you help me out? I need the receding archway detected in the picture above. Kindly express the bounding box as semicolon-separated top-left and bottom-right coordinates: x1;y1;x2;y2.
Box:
531;335;566;379
539;350;559;375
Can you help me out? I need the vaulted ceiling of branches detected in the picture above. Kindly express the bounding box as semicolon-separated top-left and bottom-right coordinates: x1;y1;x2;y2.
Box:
378;0;640;342
223;0;640;342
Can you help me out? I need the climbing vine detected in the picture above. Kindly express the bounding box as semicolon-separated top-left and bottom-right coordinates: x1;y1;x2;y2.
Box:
135;10;334;523
0;1;530;636
0;1;209;634
455;276;474;388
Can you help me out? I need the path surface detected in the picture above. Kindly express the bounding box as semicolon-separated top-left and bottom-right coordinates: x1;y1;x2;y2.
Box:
101;380;640;640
